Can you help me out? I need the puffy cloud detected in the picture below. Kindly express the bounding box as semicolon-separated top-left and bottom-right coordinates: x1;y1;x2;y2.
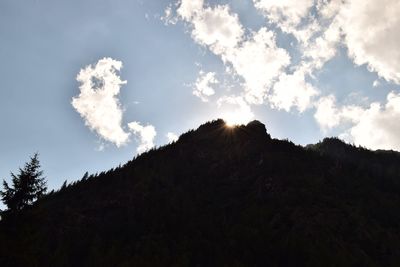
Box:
177;1;244;54
315;92;400;151
269;0;400;85
217;96;255;126
190;5;244;55
254;0;342;73
301;20;341;70
340;0;400;83
73;58;159;152
166;132;179;143
314;95;342;130
225;28;291;104
253;0;400;151
177;0;204;20
346;92;400;150
176;1;291;105
128;122;157;153
269;69;318;112
253;0;315;31
170;0;400;147
193;71;218;102
317;0;343;19
314;94;363;130
72;58;130;147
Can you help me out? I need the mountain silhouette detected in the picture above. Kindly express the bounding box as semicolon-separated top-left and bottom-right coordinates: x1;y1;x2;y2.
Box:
1;119;400;267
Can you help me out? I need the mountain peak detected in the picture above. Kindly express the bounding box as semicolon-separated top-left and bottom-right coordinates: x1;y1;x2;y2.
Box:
2;120;400;266
180;119;270;143
245;120;268;136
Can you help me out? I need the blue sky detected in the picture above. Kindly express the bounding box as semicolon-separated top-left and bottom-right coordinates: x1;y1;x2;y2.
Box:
1;0;400;200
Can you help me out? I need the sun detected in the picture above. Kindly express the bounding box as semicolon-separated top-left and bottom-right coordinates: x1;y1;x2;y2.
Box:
224;116;241;127
218;96;255;127
222;111;253;127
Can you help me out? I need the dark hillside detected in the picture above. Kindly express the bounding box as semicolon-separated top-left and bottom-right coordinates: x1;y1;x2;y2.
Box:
307;137;400;180
1;119;400;267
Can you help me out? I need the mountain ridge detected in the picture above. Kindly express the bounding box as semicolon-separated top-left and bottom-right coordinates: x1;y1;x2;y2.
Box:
1;119;400;267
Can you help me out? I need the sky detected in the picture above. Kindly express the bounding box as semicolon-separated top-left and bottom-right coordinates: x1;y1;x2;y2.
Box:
1;0;400;199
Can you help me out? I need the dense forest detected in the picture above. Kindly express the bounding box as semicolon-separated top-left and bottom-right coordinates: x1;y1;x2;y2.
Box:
1;119;400;267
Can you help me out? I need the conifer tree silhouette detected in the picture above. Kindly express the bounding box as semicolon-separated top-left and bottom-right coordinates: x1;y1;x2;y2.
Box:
0;153;47;211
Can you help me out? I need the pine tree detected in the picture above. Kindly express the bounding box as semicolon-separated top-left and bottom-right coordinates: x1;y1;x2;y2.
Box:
1;153;47;211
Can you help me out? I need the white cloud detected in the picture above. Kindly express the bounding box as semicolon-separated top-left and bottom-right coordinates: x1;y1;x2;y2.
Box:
177;0;204;20
166;132;179;142
314;94;363;131
254;0;342;73
175;1;290;105
217;96;255;126
302;20;341;70
72;57;130;147
347;92;400;150
193;71;218;102
128;122;157;153
253;0;314;32
340;0;400;84
315;92;400;151
263;0;400;84
225;28;291;104
317;0;342;20
314;95;342;130
269;69;318;112
189;5;244;55
373;80;380;87
174;0;333;115
169;0;400;151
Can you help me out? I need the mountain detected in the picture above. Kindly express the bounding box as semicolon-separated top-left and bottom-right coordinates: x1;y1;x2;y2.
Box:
1;119;400;267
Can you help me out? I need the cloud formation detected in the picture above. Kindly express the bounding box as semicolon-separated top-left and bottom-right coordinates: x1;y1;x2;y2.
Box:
341;0;400;84
254;0;400;86
73;58;158;152
176;0;290;105
128;122;157;153
315;92;400;151
314;95;363;131
193;71;218;102
346;92;400;150
168;0;400;150
72;58;130;147
226;28;291;104
166;132;179;143
254;0;314;32
270;69;318;112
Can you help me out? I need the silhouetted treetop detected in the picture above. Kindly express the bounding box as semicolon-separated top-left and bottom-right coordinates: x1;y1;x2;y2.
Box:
1;153;47;212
